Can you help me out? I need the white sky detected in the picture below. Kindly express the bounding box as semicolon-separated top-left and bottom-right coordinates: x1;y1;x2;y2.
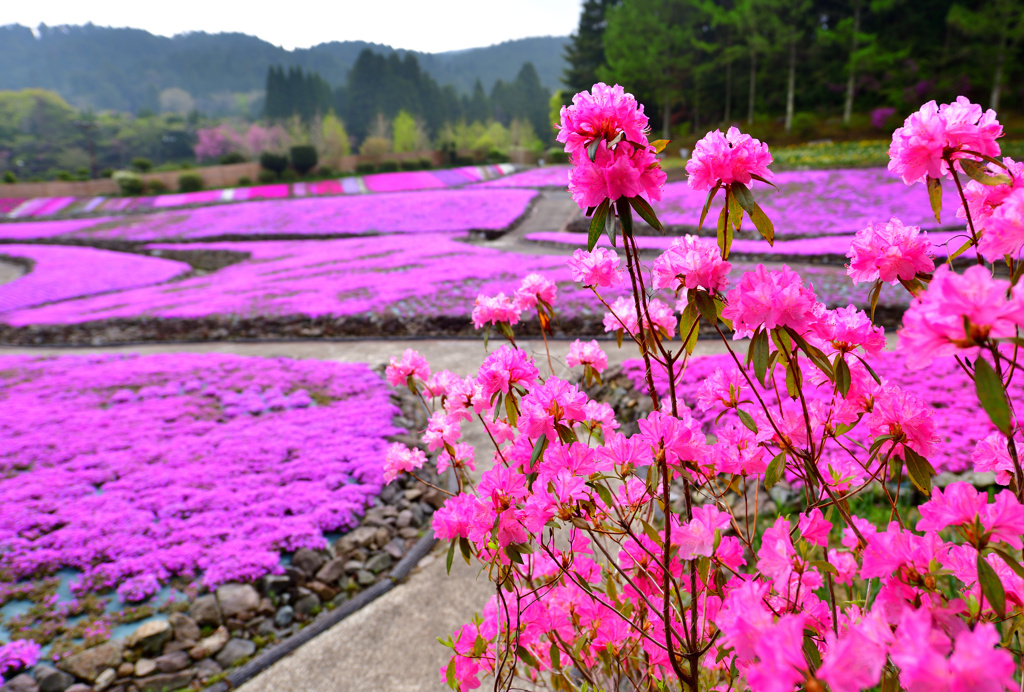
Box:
3;0;583;53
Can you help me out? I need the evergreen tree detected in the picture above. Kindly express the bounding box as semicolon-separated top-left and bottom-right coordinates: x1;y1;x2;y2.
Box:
563;0;620;94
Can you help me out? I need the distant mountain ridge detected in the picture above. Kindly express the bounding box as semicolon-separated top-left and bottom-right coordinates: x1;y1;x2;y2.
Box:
0;24;569;114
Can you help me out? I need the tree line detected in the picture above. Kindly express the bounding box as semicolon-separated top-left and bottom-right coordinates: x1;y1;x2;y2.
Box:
561;0;1024;140
263;51;554;146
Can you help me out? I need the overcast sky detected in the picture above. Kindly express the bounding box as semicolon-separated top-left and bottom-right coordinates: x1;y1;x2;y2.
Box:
4;0;583;53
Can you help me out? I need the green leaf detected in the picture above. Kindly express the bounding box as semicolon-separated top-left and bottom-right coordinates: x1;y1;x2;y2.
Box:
802;631;822;669
749;173;779;190
927;176;942;223
650;138;670;154
991;547;1024;580
629;195;664;232
787;327;833;381
505;393;518;426
694;291;718;323
903;446;936;495
731;181;755;213
680;303;700;355
727;186;743;232
587;138;600;162
550;643;561;670
959;150;1010;170
808;559;838;576
785;359;802;399
868;280;882;322
589;481;615;508
836;357;852;397
530;436;548;465
642;520;662;545
717;204;733;259
459;536;473;564
446;538;456;574
737;408;758;433
505;543;524;564
517;645;540;669
765;452;786;489
446;657;458;688
615;197;633;239
959;157;1012;186
698;184;719;231
750;201;775;245
978;551;1007;618
751;329;770;387
587;199;610;252
974;357;1012;434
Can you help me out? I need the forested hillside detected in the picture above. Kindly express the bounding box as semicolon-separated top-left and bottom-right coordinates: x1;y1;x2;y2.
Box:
0;24;568;115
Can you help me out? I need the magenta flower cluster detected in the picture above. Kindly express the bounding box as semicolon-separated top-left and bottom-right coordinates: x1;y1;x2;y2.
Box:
473;166;571;190
0;353;399;594
0;244;190;313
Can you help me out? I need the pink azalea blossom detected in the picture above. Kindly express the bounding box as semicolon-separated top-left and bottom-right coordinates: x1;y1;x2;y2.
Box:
565;339;608;372
602;296;676;337
677;505;731;559
423;411;461;451
385;348;431;387
686;127;774;191
977;186;1024;262
568;140;666;208
512;273;557;311
867;385;938;460
695;366;745;411
438;442;476;474
652;235;731;294
972;431;1017;485
722;264;819;338
477;345;540;399
636;410;707;469
383;443;428;483
471;292;522;329
798;508;833;547
817;613;892;692
846;218;935;285
557;82;651;157
566;247;624;289
958;157;1024;226
813;305;887;355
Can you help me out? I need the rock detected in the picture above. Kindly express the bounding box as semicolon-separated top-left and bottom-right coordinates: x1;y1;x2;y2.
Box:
291;548;325;576
422;488;446;509
193;659;222;682
214;639;256;668
273;606;294;628
153;652;190;674
188;594;222;627
256;619;276;636
167;613;200;643
282;566;307;587
215;583;260;620
32;665;73;692
356;570;376;586
383;537;407;560
398;527;420;539
306;580;338;601
161;640;193;655
314;557;347;583
343;560;364;573
134;659;156;678
260;575;291;596
346;526;379;549
116;663;135;678
93;668;116;691
257;597;275;616
63;687;90;692
403;488;423;501
395;509;414;528
1;674;38;692
373;527;391;547
294;593;320;617
127;621;172;656
188;625;230;660
57;643;123;683
365;553;393;574
135;670;194;692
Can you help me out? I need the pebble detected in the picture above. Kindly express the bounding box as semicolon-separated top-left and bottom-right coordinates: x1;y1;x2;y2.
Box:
273;605;294;628
356;570;376;586
214;638;256;668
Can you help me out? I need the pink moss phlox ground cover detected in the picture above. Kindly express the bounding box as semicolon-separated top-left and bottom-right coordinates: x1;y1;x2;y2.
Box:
0;353;399;594
656;168;962;235
0;236;599;326
473;166;572;189
0;245;190;313
623;351;1013;474
4;189;537;243
525;229;977;260
0;200;26;215
0;218;117;241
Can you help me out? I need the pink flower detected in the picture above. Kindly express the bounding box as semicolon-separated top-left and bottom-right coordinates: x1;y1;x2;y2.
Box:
437;442;475;474
637;410;707;469
565;339;608;372
433;493;493;542
512;273;557;311
519;378;589;443
899;264;1024;369
677;504;731;559
686;126;774;191
978;186;1024;262
846;218;935;285
757;517;797;584
696;366;745;411
798;509;832;547
0;639;41;677
477;345;539;399
471;293;521;330
813;305;887;355
868;385;938;460
745;615;809;692
817;613;892;692
722;264;819;338
557;82;651;158
948;622;1017;692
383;443;427;483
888;97;1003;185
568;140;665;208
423;411;461;451
972;431;1017;485
958;157;1024;227
652;235;731;294
602;296;676;337
566;247;624;289
385;348;431;387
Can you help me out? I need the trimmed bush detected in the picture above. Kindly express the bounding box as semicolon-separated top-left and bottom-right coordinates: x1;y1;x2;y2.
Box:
290;145;319;176
259;152;288;175
317;165;336;178
237;176;253;186
377;160;399;173
219;151;247;165
257;169;278;184
147;179;170;194
281;169;298;182
54;170;74;181
355;162;376;175
177;172;204;193
113;170;145;196
400;159;420;171
131;157;153;173
2;171;16;183
418;158;434;170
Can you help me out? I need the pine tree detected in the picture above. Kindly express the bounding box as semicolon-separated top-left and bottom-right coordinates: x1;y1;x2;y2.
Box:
563;0;620;95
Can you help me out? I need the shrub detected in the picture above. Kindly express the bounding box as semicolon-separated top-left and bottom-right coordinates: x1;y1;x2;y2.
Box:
545;147;569;164
317;165;336;178
259;152;288;175
236;176;253;186
75;167;90;180
113;170;145;195
377;160;399;173
147;179;169;194
400;159;421;171
100;168;114;179
358;136;391;161
289;145;318;176
280;169;298;183
256;169;278;184
177;172;203;193
2;171;16;183
486;148;509;164
131;157;153;173
54;170;74;181
219;151;247;165
355;162;376;175
418;157;434;170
